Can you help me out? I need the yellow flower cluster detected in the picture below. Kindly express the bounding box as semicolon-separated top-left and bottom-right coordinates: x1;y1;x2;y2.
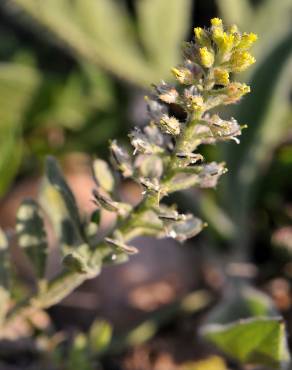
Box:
171;18;257;110
194;17;257;73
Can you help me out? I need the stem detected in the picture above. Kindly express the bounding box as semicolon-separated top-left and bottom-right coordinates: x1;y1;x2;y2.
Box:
6;113;201;321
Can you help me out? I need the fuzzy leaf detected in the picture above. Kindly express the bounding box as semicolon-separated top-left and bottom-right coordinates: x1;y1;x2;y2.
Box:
202;317;290;369
40;157;84;252
93;158;115;193
16;199;48;279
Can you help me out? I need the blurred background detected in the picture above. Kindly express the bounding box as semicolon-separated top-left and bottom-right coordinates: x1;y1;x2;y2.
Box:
0;0;291;369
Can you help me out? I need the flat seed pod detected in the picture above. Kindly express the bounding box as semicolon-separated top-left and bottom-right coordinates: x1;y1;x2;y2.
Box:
165;214;204;242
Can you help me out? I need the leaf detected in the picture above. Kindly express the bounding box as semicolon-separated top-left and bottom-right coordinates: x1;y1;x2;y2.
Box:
93;159;115;193
137;0;192;77
202;317;290;369
40;156;84;252
0;228;10;323
89;319;113;354
16;199;48;279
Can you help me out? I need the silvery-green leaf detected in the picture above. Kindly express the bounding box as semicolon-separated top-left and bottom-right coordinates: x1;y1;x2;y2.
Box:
16;199;48;279
93;158;115;193
0;228;10;323
165;214;204;242
202;317;290;369
0;228;9;289
89;319;113;354
40;157;84;252
135;154;163;179
110;140;133;178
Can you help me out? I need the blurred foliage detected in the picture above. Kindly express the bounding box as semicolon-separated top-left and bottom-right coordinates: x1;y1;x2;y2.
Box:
3;0;192;86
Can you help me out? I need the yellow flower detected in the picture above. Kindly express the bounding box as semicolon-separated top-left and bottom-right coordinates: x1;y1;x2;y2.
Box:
194;27;210;47
237;32;258;50
199;47;214;68
171;67;193;85
214;31;235;55
211;18;223;28
214;68;229;86
190;95;204;112
230;51;256;72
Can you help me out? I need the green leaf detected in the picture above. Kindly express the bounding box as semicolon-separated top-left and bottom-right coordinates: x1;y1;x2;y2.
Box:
16;199;48;279
202;317;290;369
89;319;113;354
